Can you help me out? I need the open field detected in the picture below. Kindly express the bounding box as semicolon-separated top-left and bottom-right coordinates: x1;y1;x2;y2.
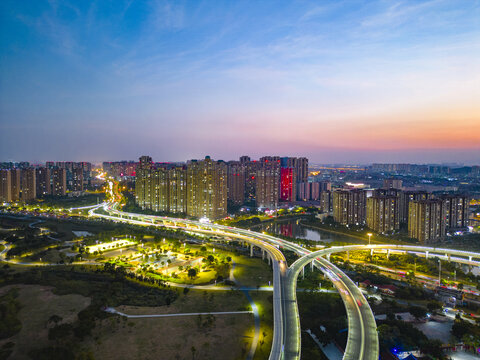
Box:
0;285;91;360
85;312;253;360
117;288;250;315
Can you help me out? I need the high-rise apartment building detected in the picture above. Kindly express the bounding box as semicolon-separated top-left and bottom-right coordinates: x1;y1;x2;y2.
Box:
10;169;21;202
440;194;469;230
186;157;227;219
135;166;152;210
36;168;51;197
408;200;444;242
319;191;332;213
20;168;36;201
139;156;153;169
297;182;311;201
366;195;400;233
280;167;296;202
281;157;308;184
227;161;245;205
256;159;280;208
239;156;251;164
52;168;67;196
168;166;187;214
333;189;366;225
151;168;169;213
71;168;84;191
383;178;403;190
244;160;259;203
0;170;13;203
399;191;430;224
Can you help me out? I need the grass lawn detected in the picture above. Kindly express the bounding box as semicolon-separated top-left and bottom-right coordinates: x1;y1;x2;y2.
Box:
233;254;273;288
175;268;218;284
0;284;91;360
250;291;274;360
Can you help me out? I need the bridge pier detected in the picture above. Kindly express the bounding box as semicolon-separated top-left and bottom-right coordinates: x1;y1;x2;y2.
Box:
262;249;265;260
370;249;374;256
346;251;349;260
250;244;253;257
447;254;451;262
326;254;330;261
302;267;305;279
425;251;429;259
311;261;314;271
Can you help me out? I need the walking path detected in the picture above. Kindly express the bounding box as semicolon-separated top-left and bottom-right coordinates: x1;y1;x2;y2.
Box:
104;307;252;318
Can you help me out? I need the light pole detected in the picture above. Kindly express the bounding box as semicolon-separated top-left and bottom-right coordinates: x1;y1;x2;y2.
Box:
367;233;372;245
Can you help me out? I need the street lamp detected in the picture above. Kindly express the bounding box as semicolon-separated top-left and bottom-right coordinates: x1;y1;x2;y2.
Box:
367;233;373;245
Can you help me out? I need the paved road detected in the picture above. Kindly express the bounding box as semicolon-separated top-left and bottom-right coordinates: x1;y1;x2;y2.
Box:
92;205;287;360
89;178;480;360
289;253;378;360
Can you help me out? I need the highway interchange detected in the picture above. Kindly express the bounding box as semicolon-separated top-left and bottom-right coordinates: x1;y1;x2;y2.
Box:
90;177;480;360
4;175;477;360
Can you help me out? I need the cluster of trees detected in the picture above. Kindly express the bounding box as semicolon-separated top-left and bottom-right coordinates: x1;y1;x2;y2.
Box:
2;225;56;258
377;319;445;358
451;318;480;350
0;288;22;340
297;292;347;347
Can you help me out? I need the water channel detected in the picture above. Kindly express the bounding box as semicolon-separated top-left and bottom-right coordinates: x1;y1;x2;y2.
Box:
253;218;365;244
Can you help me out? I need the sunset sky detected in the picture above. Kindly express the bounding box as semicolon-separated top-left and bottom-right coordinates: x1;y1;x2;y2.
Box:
1;0;479;164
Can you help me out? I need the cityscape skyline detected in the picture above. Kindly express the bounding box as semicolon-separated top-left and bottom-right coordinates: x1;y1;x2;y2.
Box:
1;0;480;164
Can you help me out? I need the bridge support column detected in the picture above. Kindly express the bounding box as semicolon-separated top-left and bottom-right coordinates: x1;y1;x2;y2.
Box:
387;249;390;260
250;245;253;257
326;254;330;261
302;267;305;279
425;251;429;259
262;250;265;260
370;249;374;256
447;254;451;262
268;256;271;266
311;262;314;271
346;251;349;261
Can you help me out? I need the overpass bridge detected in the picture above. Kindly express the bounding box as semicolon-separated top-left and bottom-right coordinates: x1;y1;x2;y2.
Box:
91;178;480;360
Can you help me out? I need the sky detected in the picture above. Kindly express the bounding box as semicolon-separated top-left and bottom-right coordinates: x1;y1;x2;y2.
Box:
1;0;479;165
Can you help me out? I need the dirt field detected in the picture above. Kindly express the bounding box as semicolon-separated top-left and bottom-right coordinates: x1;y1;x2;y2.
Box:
0;285;91;360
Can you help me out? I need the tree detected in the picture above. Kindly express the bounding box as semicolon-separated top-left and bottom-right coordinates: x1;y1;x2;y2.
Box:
188;268;197;279
191;346;196;360
426;300;443;313
409;305;426;320
48;315;63;327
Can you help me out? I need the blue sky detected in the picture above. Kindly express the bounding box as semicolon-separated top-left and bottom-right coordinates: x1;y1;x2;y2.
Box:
1;0;479;164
